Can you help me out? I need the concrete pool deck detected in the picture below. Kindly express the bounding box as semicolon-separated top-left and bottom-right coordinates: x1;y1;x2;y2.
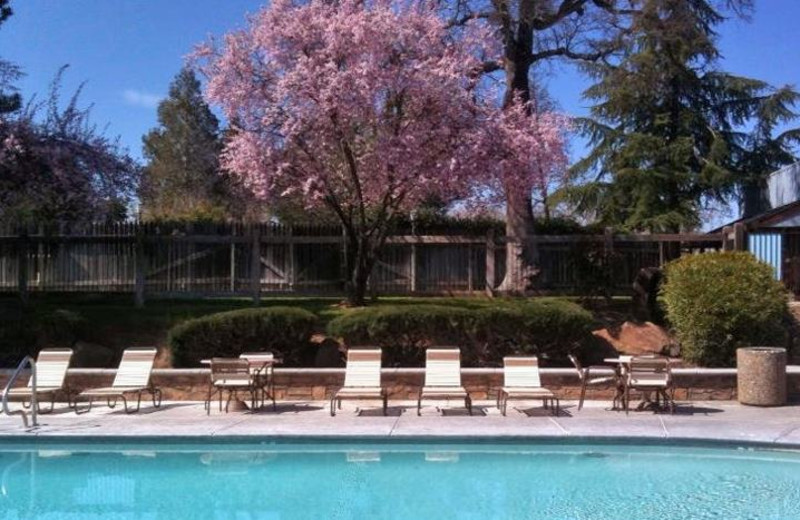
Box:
0;400;799;447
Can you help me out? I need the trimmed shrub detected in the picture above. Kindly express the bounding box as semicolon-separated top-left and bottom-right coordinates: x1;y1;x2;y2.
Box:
661;252;788;367
327;299;594;366
468;300;594;364
327;305;471;366
168;307;317;367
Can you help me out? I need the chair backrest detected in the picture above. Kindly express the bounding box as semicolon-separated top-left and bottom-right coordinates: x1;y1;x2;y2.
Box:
240;352;274;375
29;349;73;389
628;356;670;384
567;354;584;379
343;349;382;388
112;348;157;388
424;348;461;387
503;357;542;388
210;358;251;384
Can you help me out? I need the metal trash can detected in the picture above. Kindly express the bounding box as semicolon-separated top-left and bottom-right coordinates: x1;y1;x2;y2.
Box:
737;347;787;406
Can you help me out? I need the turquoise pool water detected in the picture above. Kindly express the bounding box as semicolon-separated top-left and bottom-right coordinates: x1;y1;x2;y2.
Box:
1;439;799;519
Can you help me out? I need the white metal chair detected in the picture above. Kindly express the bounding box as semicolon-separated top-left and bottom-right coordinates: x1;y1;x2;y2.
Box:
417;348;472;415
625;355;675;414
75;347;162;414
1;348;73;413
206;358;256;415
239;352;278;410
330;349;387;416
497;356;558;416
569;354;617;410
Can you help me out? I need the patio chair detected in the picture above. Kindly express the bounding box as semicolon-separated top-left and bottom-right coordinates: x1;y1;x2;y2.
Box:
1;348;73;413
625;355;675;414
240;352;277;411
330;348;387;416
417;348;472;416
497;356;559;416
206;358;256;415
569;354;617;410
75;347;162;414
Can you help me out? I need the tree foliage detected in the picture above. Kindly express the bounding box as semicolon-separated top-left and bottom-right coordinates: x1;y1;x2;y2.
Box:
0;0;21;115
195;0;569;305
140;68;253;221
0;67;139;223
566;0;799;231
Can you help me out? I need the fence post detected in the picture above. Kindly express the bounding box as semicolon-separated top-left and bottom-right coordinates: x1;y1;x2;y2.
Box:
134;226;145;308
733;222;747;251
485;230;495;297
251;225;261;305
17;231;28;305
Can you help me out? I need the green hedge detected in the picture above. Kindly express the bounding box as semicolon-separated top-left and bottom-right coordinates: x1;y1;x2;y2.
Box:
168;307;317;367
0;308;87;367
662;252;788;367
327;299;594;366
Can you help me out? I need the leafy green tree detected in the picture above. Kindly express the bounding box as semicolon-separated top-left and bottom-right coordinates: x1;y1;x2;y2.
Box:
567;0;799;231
140;68;247;220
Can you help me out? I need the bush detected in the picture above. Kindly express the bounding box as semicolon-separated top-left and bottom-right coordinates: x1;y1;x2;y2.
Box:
0;308;87;367
327;299;594;366
661;252;788;367
468;300;595;364
327;305;471;366
168;307;317;367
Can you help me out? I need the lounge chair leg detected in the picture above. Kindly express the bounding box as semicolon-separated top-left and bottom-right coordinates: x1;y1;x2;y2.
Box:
417;393;423;416
625;383;631;415
383;394;388;416
466;395;472;416
500;393;507;416
330;395;336;416
37;394;56;414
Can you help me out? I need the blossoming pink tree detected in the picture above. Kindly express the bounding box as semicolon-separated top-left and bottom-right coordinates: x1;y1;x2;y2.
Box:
197;0;568;305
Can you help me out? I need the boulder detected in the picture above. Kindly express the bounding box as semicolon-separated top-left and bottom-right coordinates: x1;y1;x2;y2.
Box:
311;335;345;367
592;321;674;356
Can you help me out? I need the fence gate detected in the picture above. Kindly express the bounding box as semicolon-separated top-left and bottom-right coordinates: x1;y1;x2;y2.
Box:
748;232;783;280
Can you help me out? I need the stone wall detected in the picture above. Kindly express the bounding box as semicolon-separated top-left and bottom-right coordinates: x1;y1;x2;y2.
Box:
2;367;799;402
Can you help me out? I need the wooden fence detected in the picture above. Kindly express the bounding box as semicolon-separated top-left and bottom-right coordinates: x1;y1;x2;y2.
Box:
0;222;726;303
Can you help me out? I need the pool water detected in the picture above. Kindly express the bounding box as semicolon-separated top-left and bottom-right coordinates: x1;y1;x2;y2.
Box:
1;439;799;519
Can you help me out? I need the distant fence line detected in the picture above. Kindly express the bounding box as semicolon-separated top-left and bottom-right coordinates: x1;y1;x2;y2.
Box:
0;222;728;304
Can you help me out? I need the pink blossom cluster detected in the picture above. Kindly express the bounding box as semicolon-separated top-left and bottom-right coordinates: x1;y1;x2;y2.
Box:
195;0;569;216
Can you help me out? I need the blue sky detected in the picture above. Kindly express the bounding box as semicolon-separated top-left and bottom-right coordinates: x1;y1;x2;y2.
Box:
1;1;799;203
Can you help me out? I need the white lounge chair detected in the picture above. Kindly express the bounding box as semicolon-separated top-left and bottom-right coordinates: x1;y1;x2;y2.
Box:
417;348;472;416
1;348;73;413
497;356;558;416
330;349;387;416
75;347;162;414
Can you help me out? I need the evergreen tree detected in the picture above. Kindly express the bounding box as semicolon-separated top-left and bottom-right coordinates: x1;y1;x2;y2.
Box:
567;0;799;231
140;68;242;220
0;0;22;115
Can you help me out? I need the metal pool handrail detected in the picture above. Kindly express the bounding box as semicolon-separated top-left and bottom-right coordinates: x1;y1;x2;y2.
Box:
2;356;37;429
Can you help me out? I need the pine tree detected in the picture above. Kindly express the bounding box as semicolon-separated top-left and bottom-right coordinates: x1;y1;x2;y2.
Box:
0;0;22;115
567;0;798;231
140;68;241;220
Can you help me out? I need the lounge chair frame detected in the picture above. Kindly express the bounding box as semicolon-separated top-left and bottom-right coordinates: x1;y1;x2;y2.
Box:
75;348;162;414
417;348;472;416
569;354;618;410
496;356;559;416
4;349;74;414
330;349;387;416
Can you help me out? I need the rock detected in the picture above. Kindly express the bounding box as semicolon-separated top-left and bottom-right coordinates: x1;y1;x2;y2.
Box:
592;321;673;356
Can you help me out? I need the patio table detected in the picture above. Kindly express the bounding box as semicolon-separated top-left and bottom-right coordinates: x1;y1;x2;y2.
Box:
604;356;662;412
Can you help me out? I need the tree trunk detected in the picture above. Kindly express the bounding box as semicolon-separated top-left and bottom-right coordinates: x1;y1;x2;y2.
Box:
497;10;539;293
345;232;377;307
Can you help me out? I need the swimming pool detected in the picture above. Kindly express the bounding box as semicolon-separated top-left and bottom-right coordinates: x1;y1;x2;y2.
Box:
1;438;798;519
